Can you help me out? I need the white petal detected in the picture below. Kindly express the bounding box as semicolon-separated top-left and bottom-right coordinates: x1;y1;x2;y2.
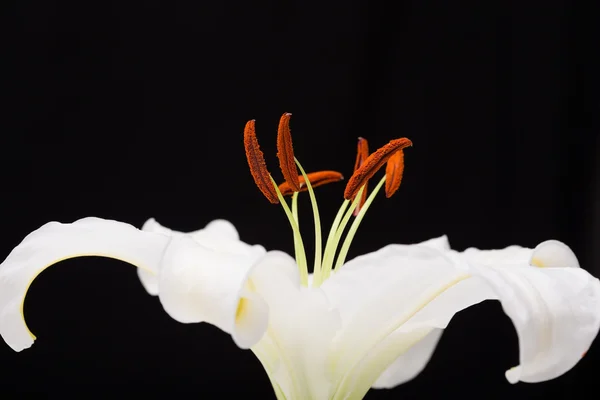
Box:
323;239;600;394
341;327;441;398
250;251;341;399
137;218;242;296
529;239;579;269
415;235;450;251
136;218;177;295
469;241;600;383
374;241;599;388
141;217;239;242
201;219;240;241
321;242;468;394
157;235;269;349
371;328;443;388
0;217;170;352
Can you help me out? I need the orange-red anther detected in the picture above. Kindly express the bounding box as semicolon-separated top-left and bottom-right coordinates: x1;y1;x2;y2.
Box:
244;119;279;204
384;149;405;198
278;171;344;196
276;113;301;192
344;137;412;200
353;137;370;216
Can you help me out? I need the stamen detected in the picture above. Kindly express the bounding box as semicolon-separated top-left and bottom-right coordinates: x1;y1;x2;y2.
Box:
353;137;369;216
315;198;349;287
270;176;309;286
277;113;301;192
319;186;365;282
294;158;326;284
385;149;405;198
292;192;300;229
354;137;369;172
278;171;344;196
344;138;412;200
334;176;386;271
244;119;279;204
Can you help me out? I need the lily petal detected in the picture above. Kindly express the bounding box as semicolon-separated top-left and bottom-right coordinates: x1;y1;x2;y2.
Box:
137;218;241;296
157;235;268;349
249;251;341;400
371;328;443;389
465;240;600;384
322;242;469;396
323;238;600;396
0;217;170;352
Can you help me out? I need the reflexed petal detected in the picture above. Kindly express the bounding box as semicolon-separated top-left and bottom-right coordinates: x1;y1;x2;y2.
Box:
470;241;600;383
529;239;579;269
137;264;160;296
325;238;600;394
0;217;170;352
137;218;242;296
157;235;268;349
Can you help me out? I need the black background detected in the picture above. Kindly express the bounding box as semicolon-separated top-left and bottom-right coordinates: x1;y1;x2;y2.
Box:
2;1;599;398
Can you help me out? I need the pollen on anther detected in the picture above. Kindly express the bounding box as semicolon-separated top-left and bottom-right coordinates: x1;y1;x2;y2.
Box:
244;119;279;204
385;149;405;198
277;113;301;192
344;137;412;200
353;137;370;216
278;170;344;196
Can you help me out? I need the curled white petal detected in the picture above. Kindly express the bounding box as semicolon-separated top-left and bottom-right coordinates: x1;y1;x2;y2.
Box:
137;218;242;296
322;238;600;393
157;235;268;349
486;240;598;383
372;240;600;388
529;239;580;269
0;217;170;352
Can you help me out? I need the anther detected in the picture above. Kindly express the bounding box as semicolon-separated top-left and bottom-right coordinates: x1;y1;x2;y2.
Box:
344;138;412;200
278;171;344;196
277;113;301;192
385;149;405;198
353;137;369;216
244;119;279;204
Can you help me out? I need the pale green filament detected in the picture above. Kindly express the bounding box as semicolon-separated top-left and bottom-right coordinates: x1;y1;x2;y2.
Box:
275;157;388;287
314;199;349;287
334;175;386;271
294;158;323;283
270;176;309;286
292;192;299;230
319;186;365;282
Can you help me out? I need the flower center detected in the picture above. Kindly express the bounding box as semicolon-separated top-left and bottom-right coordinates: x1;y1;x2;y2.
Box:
243;113;412;287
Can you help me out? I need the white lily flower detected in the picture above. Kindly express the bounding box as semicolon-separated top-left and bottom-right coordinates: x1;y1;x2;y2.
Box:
1;113;599;400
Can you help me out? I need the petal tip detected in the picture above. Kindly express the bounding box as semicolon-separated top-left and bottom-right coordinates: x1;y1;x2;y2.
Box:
530;240;579;269
505;366;521;384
